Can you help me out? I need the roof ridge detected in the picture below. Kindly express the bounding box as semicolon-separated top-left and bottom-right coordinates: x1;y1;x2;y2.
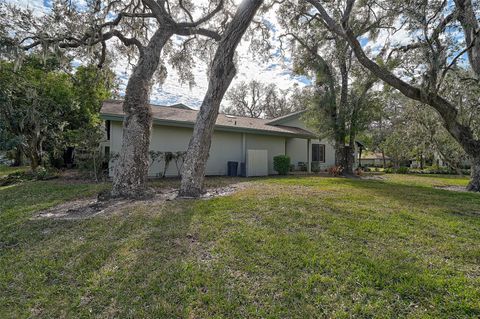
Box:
104;100;277;121
265;109;307;125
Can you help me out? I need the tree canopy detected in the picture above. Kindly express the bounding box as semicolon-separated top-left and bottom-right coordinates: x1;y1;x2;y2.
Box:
0;55;115;170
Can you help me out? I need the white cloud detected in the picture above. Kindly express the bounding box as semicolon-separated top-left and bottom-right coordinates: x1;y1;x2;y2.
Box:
6;0;47;14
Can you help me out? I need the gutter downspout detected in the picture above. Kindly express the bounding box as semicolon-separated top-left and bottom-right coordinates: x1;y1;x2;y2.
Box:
242;133;246;176
307;138;312;173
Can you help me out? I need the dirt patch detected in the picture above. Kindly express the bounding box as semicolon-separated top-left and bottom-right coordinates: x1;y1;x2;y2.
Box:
434;185;473;193
33;184;247;220
361;175;386;181
192;183;248;199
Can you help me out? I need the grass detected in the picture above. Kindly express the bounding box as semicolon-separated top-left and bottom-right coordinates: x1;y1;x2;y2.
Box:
0;172;479;318
0;165;29;177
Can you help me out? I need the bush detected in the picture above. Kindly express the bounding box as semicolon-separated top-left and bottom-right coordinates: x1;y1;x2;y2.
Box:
396;167;409;174
273;155;291;175
384;167;409;174
297;162;307;171
384;168;393;173
311;162;321;173
0;167;58;186
328;165;344;176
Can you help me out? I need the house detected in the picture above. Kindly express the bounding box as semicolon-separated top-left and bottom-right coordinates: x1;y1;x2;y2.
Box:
100;100;336;177
359;152;391;167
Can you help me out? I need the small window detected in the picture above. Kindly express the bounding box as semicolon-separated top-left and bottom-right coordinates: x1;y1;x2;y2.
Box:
105;120;111;140
312;144;325;162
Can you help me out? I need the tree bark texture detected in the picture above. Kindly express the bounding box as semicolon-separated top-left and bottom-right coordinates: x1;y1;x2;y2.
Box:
12;148;23;167
467;156;480;192
111;30;172;198
454;0;480;77
180;0;264;197
335;143;354;174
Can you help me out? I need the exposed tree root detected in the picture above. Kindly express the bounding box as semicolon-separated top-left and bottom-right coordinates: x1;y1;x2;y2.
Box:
32;184;246;220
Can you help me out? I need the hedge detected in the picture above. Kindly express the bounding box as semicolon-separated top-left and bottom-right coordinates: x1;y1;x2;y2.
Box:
273;155;291;175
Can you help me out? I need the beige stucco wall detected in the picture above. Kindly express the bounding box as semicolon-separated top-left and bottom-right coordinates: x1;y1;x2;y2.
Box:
109;121;257;176
245;134;286;174
107;112;337;177
286;138;307;167
279;116;336;170
286;138;336;170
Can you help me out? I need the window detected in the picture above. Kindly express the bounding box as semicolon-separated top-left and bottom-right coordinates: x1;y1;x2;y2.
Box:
312;144;325;162
105;120;111;140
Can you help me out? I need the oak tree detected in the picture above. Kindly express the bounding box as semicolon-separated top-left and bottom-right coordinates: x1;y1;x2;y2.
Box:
303;0;480;191
1;0;225;198
180;0;265;197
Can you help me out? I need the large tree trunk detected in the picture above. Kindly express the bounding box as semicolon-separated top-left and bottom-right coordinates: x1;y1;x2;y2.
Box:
336;44;352;175
28;134;42;171
111;30;172;199
334;145;354;174
467;156;480;192
454;0;480;77
12;147;23;167
335;142;346;168
29;152;40;171
180;0;264;197
358;147;362;168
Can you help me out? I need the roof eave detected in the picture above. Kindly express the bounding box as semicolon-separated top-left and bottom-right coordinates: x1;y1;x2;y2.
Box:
100;113;316;139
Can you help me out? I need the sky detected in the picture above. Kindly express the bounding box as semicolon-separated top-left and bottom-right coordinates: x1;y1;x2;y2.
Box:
8;0;311;109
6;0;467;109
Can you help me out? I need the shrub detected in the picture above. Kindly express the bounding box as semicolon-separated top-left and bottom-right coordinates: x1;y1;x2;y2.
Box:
396;167;409;174
355;167;364;176
0;167;58;186
311;162;321;173
273;155;290;175
328;165;344;176
298;162;307;171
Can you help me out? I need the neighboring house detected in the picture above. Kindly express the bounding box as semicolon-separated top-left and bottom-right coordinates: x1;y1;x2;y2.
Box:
360;152;391;167
100;100;336;177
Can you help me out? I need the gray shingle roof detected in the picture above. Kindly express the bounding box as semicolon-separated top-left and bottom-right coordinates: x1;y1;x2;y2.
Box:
100;100;316;138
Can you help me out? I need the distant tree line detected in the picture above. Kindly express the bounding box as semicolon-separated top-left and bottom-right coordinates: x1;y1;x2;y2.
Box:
223;80;306;119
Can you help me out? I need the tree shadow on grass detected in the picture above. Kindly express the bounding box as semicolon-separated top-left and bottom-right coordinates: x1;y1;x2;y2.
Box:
338;177;480;215
0;199;200;318
2;176;480;318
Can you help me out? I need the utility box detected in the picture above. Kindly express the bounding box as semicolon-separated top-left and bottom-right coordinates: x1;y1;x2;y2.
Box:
246;149;268;177
227;161;238;177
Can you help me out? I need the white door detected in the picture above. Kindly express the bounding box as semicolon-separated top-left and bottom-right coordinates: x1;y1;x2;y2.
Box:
246;149;268;177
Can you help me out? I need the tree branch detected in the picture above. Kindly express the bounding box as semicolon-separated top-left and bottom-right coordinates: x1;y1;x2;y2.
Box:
306;0;480;155
175;27;221;41
176;0;224;28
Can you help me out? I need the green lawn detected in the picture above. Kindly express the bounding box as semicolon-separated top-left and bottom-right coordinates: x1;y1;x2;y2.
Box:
1;173;479;318
0;165;29;177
